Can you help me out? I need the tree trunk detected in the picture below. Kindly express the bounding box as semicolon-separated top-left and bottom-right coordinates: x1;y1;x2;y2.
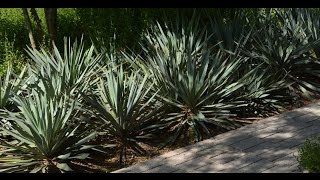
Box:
30;8;44;46
44;8;57;50
22;8;37;50
119;145;124;167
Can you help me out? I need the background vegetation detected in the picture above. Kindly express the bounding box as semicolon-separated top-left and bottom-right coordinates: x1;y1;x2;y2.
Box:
298;136;320;173
1;8;320;173
0;8;261;75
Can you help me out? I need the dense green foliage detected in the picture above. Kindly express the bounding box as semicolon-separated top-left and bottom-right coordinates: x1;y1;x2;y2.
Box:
134;17;247;144
298;136;320;173
0;8;261;75
82;65;163;165
1;8;320;173
0;40;106;173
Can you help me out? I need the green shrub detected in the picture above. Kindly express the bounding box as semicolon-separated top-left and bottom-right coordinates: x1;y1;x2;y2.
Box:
0;8;161;70
297;136;320;173
0;8;28;53
0;34;26;75
75;8;152;51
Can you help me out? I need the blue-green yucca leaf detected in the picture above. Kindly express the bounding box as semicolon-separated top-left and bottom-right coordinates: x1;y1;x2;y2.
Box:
26;37;103;98
0;66;29;130
0;76;98;173
206;9;254;52
235;63;293;117
137;16;247;145
246;9;320;99
0;66;27;110
82;64;163;164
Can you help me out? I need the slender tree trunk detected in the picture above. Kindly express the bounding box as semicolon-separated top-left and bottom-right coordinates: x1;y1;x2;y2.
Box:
22;8;37;50
44;8;57;50
30;8;44;46
119;145;124;167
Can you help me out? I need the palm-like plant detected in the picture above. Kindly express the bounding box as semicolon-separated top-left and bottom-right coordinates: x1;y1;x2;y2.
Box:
206;8;256;52
235;65;293;118
246;8;320;99
0;66;28;130
293;8;320;59
136;19;247;145
26;37;102;97
0;66;27;110
0;76;98;173
82;65;162;165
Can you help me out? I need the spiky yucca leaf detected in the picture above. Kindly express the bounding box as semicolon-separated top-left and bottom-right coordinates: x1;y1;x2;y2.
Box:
0;77;97;173
26;37;102;97
247;8;320;99
82;65;162;165
137;18;247;145
0;66;27;110
206;9;254;52
0;66;28;129
288;8;320;59
235;65;293;117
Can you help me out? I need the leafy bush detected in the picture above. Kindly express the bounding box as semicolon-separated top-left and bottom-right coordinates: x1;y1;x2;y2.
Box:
0;8;161;75
0;34;26;75
0;9;28;53
297;136;320;173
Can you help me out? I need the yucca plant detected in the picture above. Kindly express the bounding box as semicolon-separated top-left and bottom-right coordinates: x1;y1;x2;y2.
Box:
26;37;102;97
0;76;98;173
295;8;320;58
0;66;27;110
206;8;256;52
0;66;28;130
82;65;162;166
246;8;320;99
135;18;247;146
235;65;293;118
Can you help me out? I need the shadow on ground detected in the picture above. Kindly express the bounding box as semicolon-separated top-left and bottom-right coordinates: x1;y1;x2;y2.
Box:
113;103;320;173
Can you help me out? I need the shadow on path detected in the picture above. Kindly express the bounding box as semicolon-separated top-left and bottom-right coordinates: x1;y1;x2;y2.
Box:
113;103;320;173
